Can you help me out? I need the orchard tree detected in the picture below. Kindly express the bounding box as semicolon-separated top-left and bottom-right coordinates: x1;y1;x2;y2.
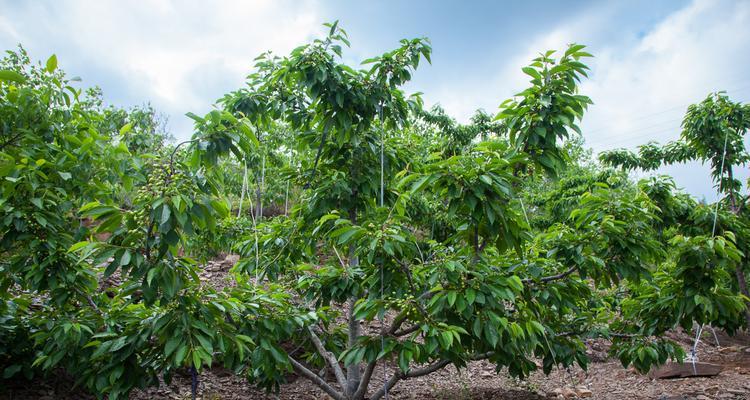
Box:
0;48;294;399
600;92;750;326
2;24;749;400
497;46;593;177
219;27;713;399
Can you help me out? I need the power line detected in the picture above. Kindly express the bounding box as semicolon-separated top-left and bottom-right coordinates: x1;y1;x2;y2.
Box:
583;85;750;152
586;117;683;143
588;125;678;149
582;78;750;135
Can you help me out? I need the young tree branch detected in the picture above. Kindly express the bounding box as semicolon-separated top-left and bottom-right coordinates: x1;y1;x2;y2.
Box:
288;356;346;400
307;326;347;390
352;360;377;400
76;288;103;316
346;296;362;395
370;359;452;400
522;266;578;284
393;324;421;337
372;353;500;400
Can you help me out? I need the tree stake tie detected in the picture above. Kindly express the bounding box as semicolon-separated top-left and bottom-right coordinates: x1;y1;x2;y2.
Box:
689;324;704;375
692;128;730;374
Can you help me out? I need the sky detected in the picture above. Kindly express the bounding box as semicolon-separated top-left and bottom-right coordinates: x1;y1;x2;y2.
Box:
1;0;749;200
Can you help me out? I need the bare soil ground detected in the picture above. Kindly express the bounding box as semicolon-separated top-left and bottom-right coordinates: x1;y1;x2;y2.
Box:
2;256;749;400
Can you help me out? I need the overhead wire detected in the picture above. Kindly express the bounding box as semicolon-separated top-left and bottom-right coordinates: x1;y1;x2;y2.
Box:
582;82;750;152
583;76;750;137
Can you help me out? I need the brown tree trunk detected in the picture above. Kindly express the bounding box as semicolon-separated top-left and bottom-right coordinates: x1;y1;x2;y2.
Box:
735;265;750;327
726;167;750;326
345;207;362;397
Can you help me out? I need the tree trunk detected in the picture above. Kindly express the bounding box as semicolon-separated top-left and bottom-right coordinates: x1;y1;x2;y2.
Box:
727;166;738;212
726;166;750;326
345;207;362;397
735;264;750;327
346;297;361;397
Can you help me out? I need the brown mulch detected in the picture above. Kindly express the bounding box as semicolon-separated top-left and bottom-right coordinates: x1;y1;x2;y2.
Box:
2;256;750;400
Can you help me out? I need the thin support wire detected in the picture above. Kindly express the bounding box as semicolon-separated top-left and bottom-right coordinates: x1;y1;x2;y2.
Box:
692;128;730;372
711;130;730;236
284;180;290;215
378;109;388;400
519;197;530;226
708;325;721;347
246;169;260;283
238;161;248;218
690;324;704;375
259;152;266;219
285;151;293;216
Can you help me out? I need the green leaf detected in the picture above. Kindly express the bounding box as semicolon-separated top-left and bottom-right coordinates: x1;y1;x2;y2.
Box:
447;291;457;306
398;349;411;373
119;123;133;136
3;364;22;379
186;112;203;123
410;174;432;193
175;345;188;364
522;67;541;80
165;336;181;357
119;250;131;267
192;350;202;370
46;55;58;73
331;226;359;244
466;288;476;305
68;241;90;253
160;205;171;225
0;70;26;83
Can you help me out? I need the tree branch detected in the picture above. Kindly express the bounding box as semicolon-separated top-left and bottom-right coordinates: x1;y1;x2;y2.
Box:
76;288;103;316
370;360;452;400
307;326;347;391
303;124;329;189
352;360;377;400
345;296;362;395
522;266;577;284
288;356;346;400
387;310;408;335
168;139;197;175
393;324;420;337
367;351;496;400
0;131;25;151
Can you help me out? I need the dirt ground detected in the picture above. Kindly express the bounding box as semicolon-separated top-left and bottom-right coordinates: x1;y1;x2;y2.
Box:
127;328;750;400
2;256;749;400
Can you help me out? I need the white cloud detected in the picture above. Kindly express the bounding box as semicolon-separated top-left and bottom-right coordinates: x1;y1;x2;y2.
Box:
582;0;750;151
420;3;617;123
1;0;748;199
0;15;21;41
422;0;750;199
0;0;322;138
579;0;750;199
